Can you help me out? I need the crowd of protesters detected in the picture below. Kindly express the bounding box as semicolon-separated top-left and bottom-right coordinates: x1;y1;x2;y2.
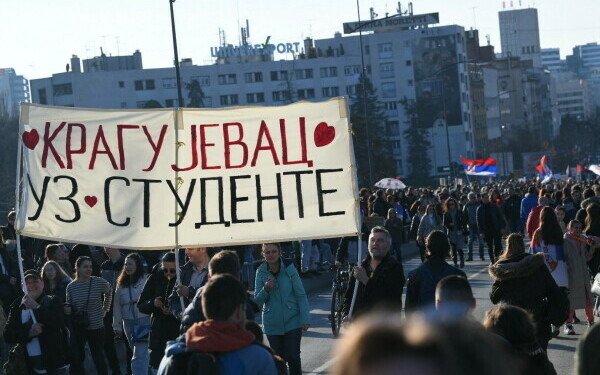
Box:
3;177;600;374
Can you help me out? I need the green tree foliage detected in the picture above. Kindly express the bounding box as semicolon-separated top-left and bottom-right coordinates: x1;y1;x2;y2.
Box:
401;97;432;186
350;76;395;187
186;79;205;108
0;100;18;217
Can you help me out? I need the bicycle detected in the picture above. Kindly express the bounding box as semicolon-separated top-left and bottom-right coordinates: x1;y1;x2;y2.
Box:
329;264;350;337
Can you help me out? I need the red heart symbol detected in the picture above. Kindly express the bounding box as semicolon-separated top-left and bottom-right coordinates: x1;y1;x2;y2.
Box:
22;130;39;150
84;196;98;208
314;122;335;147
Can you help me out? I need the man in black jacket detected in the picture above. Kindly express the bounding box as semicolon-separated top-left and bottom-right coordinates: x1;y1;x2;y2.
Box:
4;270;70;375
138;252;180;372
342;226;405;319
477;193;506;264
405;231;466;313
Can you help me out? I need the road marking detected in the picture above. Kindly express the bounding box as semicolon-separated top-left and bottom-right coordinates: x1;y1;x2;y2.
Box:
307;357;337;375
305;263;490;374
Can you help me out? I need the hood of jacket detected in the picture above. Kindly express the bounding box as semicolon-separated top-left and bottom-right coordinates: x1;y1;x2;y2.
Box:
186;320;255;353
488;253;545;281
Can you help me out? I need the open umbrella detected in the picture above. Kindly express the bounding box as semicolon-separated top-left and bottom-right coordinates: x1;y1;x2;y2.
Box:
374;178;406;190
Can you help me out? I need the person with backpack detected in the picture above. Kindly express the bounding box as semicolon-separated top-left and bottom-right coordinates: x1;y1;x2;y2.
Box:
180;250;258;333
405;230;466;313
4;269;70;375
157;274;278;375
255;243;310;375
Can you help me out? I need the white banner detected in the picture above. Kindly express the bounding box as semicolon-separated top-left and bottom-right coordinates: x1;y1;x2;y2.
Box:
16;99;358;249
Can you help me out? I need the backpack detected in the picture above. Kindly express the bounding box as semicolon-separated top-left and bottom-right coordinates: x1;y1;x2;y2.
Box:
163;350;220;375
418;263;457;308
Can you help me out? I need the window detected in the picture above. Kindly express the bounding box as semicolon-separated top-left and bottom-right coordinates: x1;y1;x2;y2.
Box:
320;67;338;78
380;63;395;78
344;65;360;76
365;45;370;55
145;80;155;90
244;72;263;83
220;94;239;106
120;102;127;108
406;60;412;66
246;93;265;103
294;69;313;80
52;83;73;96
191;76;210;86
272;91;291;102
118;81;125;88
383;101;398;110
407;79;413;86
133;80;155;90
322;87;339;98
270;71;289;81
381;82;396;98
378;43;393;59
218;74;237;85
297;89;315;99
346;85;357;96
38;89;47;104
163;78;177;89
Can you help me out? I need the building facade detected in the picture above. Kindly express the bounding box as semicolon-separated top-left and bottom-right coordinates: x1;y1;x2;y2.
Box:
0;68;30;117
555;80;596;120
499;8;542;67
30;17;475;178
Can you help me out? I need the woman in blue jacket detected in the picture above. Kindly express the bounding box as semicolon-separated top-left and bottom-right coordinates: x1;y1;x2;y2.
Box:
255;242;310;375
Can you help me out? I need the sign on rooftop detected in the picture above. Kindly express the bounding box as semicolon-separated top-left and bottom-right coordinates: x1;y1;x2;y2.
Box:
343;13;439;34
16;99;359;249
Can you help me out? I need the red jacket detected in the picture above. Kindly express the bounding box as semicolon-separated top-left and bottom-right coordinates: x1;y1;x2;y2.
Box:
526;205;545;239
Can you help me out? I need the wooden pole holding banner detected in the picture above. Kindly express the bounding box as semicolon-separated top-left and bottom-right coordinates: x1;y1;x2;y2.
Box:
347;205;364;320
169;0;186;310
14;105;37;323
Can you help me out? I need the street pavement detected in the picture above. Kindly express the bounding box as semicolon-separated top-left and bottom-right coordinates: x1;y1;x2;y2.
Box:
298;243;583;375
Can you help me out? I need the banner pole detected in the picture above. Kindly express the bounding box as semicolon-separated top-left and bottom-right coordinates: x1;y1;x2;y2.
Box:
173;106;185;309
347;204;364;320
14;104;26;294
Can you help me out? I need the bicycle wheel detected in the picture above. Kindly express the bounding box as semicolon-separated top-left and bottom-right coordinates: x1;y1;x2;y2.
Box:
330;285;343;337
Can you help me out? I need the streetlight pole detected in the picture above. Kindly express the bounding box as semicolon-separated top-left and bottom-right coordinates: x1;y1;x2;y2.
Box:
355;0;374;185
169;0;184;108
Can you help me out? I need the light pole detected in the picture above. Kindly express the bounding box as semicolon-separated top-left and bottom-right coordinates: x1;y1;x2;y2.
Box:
354;0;374;185
169;0;184;108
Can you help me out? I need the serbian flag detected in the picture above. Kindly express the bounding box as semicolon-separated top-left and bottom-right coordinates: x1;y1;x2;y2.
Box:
461;157;497;176
536;155;553;183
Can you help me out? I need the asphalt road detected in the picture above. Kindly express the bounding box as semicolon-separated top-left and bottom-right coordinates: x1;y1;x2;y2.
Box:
299;252;583;375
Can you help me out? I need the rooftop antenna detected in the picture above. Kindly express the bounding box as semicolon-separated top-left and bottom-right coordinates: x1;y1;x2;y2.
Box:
486;34;491;46
241;19;249;46
472;6;478;28
370;7;377;20
115;36;120;56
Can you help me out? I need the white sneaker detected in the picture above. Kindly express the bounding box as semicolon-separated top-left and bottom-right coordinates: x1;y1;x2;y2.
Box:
564;324;575;335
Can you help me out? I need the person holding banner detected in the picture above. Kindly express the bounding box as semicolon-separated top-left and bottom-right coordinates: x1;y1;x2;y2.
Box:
341;227;405;319
66;256;113;375
255;242;310;375
4;270;70;375
168;247;213;320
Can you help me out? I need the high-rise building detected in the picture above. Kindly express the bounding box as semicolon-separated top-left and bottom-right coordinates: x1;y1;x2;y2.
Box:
556;80;596;120
499;8;542;68
0;68;30;117
541;48;566;71
30;12;475;178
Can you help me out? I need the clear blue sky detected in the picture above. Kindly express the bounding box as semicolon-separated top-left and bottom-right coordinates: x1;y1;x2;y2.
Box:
1;0;599;79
